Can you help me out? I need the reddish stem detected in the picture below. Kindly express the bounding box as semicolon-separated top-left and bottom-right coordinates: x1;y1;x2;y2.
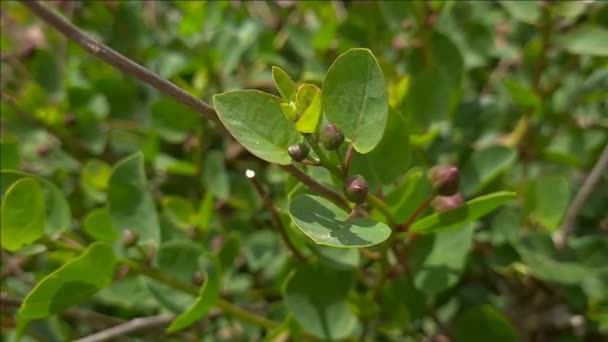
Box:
398;195;434;232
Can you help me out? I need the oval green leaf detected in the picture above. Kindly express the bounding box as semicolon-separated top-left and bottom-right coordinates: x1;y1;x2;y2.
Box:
284;264;356;340
295;84;322;133
1;170;71;238
289;194;391;248
1;178;46;251
167;255;222;333
526;175;569;231
108;152;161;247
19;242;116;320
83;208;119;242
461;145;517;196
272;66;297;101
213;90;301;165
454;305;518;342
322;48;388;153
410;191;517;234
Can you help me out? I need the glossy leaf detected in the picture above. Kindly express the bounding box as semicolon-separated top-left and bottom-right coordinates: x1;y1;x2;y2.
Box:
411;191;517;234
1;171;71;238
1;178;46;251
350;108;411;191
167;255;222;333
322;48;388;153
461;145;517;195
294;84;322;133
272;66;297;101
314;246;360;270
83;208;119;242
526;176;569;231
556;26;608;57
108;152;161;247
454;305;518;342
213;90;300;165
19;242;116;319
289;194;391;247
284;264;356;340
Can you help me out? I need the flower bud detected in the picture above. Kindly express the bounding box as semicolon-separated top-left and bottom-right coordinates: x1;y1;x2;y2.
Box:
320;124;344;151
432;193;463;213
288;143;310;162
121;229;138;248
428;165;460;196
344;175;368;203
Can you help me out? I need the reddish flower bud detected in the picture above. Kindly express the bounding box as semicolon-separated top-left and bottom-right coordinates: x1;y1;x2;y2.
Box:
344;175;368;204
320;124;344;151
428;165;460;196
288;143;310;162
432;193;464;213
121;229;138;248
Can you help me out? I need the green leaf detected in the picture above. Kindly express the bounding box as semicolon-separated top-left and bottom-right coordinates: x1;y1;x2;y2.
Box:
1;171;71;238
202;150;230;200
461;145;517;195
280;102;297;121
504;79;541;110
350;108;411;191
386;168;433;224
0;141;19;169
147;240;203;313
1;178;46;251
284;264;356;340
454;305;518;342
19;242;116;320
411;191;517;234
108;152;161;247
167;255;222;333
402;67;451;130
272;66;297;101
162;196;196;230
150;97;200;143
499;0;540;24
83;208;119;242
213;90;301;165
294;84;322;134
314;246;360;270
526;176;569;231
414;226;473;296
556;26;608;57
289;194;391;248
322;48;388;153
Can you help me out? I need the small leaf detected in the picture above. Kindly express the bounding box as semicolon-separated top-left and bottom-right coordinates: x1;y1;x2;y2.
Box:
504;79;541;110
556;26;608;57
289;194;391;248
314;246;360;270
167;255;222;333
1;178;46;251
461;145;517;196
294;84;322;133
322;48;388;153
150;97;199;143
411;191;517;234
414;226;473;296
19;242;116;320
108;152;161;247
163;196;196;230
402;67;451;130
454;305;518;342
272;66;297;101
284;264;356;340
1;171;71;238
214;90;301;165
386;168;432;224
83;208;119;242
499;0;540;24
202;150;230;200
280;102;297;121
526;176;569;231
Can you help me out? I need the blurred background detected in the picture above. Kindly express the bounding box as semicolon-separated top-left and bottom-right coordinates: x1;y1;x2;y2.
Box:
1;1;607;341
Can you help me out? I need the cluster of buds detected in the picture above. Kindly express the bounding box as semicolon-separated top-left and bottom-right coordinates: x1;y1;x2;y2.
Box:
428;165;463;212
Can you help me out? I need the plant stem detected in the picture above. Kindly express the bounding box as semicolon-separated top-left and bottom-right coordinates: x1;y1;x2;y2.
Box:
306;136;342;178
398;195;434;232
246;171;308;262
281;164;351;212
366;194;396;227
343;144;354;177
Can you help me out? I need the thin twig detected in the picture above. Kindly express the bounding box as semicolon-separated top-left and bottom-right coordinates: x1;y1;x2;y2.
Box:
246;170;308;261
343;143;354;177
554;145;608;248
19;0;220;127
73;314;174;342
281;164;351;212
397;195;434;232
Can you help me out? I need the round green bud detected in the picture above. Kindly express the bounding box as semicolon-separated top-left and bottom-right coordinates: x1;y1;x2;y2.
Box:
320;124;344;151
428;165;460;196
344;175;368;203
288;143;310;162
